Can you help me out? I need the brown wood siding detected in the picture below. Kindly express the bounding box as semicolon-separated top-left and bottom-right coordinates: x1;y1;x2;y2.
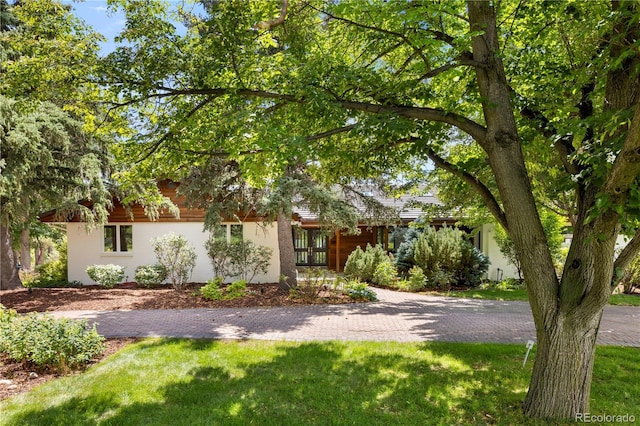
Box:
328;226;377;271
40;181;262;223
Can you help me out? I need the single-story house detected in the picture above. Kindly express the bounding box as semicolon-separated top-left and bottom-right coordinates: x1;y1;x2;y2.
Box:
40;181;517;285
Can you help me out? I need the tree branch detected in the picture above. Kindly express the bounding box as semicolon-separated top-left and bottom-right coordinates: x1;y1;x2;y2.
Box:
114;86;488;143
613;229;640;276
306;124;356;141
601;104;640;205
339;99;487;142
137;96;214;162
423;145;509;230
313;5;432;72
254;0;289;30
416;53;482;81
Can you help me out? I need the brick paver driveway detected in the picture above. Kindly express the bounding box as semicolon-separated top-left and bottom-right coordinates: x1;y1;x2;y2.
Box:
50;288;640;346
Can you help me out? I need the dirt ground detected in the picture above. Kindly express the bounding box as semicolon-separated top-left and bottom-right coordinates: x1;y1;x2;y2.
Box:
0;282;356;401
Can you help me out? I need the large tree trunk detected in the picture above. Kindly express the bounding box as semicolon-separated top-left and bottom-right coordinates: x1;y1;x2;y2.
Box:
467;2;617;420
1;224;22;290
277;209;297;290
523;308;603;418
19;227;31;272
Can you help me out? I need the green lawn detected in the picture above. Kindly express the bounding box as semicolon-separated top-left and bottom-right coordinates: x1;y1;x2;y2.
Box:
440;287;529;302
438;287;640;306
1;340;638;425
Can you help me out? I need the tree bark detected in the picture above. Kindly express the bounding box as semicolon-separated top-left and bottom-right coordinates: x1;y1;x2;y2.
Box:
19;227;31;271
466;2;619;420
1;224;22;290
523;309;602;418
277;209;297;290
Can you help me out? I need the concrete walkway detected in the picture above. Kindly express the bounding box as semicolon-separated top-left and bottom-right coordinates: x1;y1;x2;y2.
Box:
49;288;640;346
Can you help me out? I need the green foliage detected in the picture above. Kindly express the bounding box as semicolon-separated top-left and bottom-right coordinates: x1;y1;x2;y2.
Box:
407;266;428;291
343;246;365;279
619;253;640;295
226;279;247;299
200;278;247;301
21;238;73;288
494;211;565;280
0;305;104;372
396;227;488;289
200;277;224;301
343;244;389;283
290;268;337;302
342;280;378;301
372;260;397;287
0;95;112;228
86;264;125;288
152;233;197;290
134;265;167;288
205;237;272;284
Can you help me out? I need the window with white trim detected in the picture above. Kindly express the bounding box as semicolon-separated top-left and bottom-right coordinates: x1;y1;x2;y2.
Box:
103;225;133;252
215;224;243;243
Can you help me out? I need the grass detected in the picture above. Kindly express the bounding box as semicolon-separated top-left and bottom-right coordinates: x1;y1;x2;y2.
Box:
1;340;638;425
441;287;529;302
609;293;640;306
437;283;640;306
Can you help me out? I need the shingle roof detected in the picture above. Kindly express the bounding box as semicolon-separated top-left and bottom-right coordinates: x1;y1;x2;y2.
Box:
292;191;448;223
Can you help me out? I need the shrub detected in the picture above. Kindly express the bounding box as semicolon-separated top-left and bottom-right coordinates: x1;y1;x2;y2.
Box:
395;226;489;289
200;278;247;301
406;266;427;291
23;243;74;288
205;238;232;277
342;280;378;301
393;227;422;273
205;238;272;283
226;279;247;299
152;233;197;290
86;264;125;288
343;246;365;279
0;306;104;372
289;279;323;302
373;260;397;287
135;265;167;288
344;244;390;283
455;246;490;288
200;277;224;301
291;268;335;301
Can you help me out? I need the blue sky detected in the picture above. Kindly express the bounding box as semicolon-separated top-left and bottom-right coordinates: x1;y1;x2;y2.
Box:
62;1;126;53
62;0;198;54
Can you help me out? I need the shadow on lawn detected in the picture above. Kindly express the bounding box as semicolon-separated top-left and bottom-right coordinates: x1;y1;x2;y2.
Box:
4;339;533;425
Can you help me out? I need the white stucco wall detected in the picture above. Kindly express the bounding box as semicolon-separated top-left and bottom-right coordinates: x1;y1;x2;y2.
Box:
477;223;519;281
66;221;281;285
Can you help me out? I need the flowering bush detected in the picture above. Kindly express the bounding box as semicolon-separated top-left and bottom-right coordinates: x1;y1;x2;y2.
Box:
86;264;125;288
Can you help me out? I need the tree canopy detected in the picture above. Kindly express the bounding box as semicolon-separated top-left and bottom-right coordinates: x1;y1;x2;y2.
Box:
0;0;113;288
55;0;640;420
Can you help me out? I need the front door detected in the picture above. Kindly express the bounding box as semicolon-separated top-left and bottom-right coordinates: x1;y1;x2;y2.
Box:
293;228;328;266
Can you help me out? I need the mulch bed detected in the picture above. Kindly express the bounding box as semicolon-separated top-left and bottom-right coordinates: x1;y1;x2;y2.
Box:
0;282;358;401
0;338;137;401
0;282;356;314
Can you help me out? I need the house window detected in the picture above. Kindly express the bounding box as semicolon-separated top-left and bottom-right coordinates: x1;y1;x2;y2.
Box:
215;224;243;243
103;225;133;252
